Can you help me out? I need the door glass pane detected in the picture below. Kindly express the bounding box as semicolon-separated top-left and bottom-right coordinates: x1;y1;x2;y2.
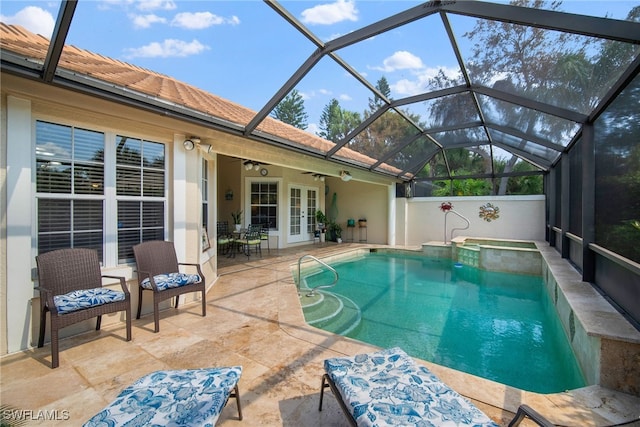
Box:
290;188;301;236
307;189;317;233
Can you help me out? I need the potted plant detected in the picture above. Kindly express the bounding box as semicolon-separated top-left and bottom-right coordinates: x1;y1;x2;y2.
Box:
231;210;242;231
316;210;327;242
358;218;367;227
333;222;343;243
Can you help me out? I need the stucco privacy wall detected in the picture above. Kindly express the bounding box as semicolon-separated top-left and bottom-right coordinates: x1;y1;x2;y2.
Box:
396;196;546;246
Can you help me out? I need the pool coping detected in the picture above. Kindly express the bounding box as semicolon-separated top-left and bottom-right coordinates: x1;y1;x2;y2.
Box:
281;244;640;426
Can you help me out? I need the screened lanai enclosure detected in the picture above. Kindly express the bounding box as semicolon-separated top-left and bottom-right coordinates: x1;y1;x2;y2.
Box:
1;0;639;329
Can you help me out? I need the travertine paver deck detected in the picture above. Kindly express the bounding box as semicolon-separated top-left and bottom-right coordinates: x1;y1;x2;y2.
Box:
1;243;639;426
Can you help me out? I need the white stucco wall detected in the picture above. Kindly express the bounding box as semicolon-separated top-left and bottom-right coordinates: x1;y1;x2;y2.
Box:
397;195;546;246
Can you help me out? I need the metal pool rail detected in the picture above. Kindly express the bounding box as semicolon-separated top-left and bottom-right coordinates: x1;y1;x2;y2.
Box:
297;254;339;297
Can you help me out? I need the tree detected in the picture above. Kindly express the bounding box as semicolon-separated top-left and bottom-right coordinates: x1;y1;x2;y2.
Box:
368;76;391;111
350;77;423;162
271;89;308;130
317;98;361;143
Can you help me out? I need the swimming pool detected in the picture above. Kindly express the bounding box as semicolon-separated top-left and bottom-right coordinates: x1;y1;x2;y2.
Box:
299;251;586;393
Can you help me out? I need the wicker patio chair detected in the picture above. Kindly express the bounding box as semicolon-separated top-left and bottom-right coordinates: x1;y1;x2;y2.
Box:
133;240;206;332
35;248;132;369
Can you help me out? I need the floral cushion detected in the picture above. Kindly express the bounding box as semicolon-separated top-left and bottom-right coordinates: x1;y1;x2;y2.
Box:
83;366;242;427
53;288;126;314
141;272;201;291
324;347;499;427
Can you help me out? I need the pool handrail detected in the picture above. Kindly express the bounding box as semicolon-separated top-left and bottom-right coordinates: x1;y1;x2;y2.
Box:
444;209;470;244
297;255;339;297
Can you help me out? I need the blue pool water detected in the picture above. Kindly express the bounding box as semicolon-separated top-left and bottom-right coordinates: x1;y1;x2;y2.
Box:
301;252;586;393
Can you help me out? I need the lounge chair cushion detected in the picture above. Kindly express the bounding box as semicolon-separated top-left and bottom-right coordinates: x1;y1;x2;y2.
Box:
53;288;126;314
324;347;499;427
83;366;242;427
140;272;201;291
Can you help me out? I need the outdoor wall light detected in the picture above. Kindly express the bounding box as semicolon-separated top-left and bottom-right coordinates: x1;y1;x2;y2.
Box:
183;136;201;151
183;139;195;151
312;174;325;182
340;171;352;182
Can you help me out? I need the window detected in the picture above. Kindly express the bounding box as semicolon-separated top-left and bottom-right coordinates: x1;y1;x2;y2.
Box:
35;121;166;265
250;182;278;229
116;135;165;263
36;121;105;258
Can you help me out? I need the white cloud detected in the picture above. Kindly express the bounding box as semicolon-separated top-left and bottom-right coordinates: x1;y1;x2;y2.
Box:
171;12;239;29
131;14;167;29
372;50;424;72
300;89;333;100
307;123;320;135
391;66;461;96
339;93;352;101
124;39;210;58
0;6;55;37
301;0;358;25
136;0;177;12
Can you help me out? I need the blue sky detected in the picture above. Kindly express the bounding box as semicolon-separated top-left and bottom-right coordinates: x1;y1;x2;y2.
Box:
2;0;638;134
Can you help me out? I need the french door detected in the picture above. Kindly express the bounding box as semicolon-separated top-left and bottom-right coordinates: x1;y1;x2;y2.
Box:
288;185;318;243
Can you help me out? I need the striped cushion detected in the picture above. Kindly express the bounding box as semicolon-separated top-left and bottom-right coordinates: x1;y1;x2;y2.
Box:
141;273;201;291
53;288;125;314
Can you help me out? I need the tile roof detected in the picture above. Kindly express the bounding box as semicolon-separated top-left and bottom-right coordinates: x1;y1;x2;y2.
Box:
1;23;399;176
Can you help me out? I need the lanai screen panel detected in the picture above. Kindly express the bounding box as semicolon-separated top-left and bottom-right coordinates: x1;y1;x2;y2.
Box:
489;129;560;166
476;95;580;149
428;126;489;149
374;135;440;177
452;11;640;116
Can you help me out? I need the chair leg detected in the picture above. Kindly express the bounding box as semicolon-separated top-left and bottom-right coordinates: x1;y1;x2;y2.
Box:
319;374;328;411
51;325;59;369
136;288;144;319
201;289;206;317
231;384;243;420
125;306;132;341
96;315;102;331
38;307;47;348
153;299;160;333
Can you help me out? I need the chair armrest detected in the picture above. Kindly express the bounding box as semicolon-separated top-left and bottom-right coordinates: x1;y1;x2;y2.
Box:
178;262;204;279
508;405;555;427
34;286;58;314
136;270;160;291
102;275;130;296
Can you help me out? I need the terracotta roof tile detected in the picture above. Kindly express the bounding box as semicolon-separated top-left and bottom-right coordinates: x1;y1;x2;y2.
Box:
0;23;401;176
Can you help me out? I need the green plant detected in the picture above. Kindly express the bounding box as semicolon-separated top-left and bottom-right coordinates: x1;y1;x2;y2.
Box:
231;210;242;224
332;222;342;238
315;209;327;224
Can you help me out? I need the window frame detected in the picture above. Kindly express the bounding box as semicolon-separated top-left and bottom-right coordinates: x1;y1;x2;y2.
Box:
34;118;169;268
245;177;281;231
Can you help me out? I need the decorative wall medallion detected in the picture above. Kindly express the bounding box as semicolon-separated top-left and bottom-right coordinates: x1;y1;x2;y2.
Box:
479;203;500;222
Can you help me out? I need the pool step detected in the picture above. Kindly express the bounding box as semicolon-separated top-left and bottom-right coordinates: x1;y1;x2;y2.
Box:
300;291;361;336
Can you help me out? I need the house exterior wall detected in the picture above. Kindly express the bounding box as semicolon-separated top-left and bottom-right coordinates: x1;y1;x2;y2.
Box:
0;73;396;355
1;77;206;353
397;195;546;246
